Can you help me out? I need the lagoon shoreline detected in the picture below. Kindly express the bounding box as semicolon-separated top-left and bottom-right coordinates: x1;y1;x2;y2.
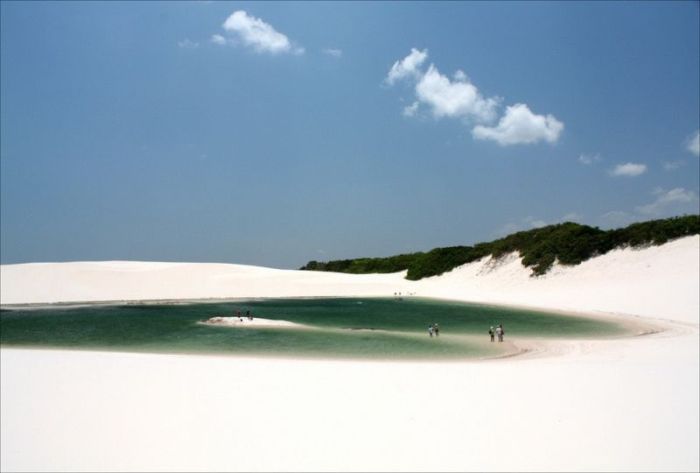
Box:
1;236;698;471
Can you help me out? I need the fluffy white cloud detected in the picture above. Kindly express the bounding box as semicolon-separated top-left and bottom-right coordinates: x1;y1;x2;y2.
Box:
578;153;601;165
686;130;700;156
385;49;499;123
415;65;500;123
210;34;226;45
636;187;698;215
322;48;342;58
218;10;303;54
472;103;563;146
386;48;564;146
178;38;199;49
609;162;647;177
385;48;428;85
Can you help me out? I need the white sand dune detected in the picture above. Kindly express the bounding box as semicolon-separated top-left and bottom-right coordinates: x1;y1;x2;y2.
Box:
1;236;699;471
0;260;408;305
2;236;698;325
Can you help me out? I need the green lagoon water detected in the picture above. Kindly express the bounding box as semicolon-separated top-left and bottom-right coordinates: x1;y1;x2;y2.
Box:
0;298;627;360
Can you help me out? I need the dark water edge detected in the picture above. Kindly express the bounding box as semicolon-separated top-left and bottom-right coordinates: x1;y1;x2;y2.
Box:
0;297;628;360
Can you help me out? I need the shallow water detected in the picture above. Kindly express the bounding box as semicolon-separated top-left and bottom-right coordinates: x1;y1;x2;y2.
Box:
0;298;627;360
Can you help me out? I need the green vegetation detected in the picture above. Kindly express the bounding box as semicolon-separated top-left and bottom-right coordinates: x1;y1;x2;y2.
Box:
301;253;419;274
300;215;699;280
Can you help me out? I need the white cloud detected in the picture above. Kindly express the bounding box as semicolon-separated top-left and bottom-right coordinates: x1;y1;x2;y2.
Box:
178;38;199;49
385;49;499;123
385;48;428;85
686;130;700;156
210;34;226;45
403;101;420;117
472;103;564;146
415;64;500;123
578;153;601;165
219;10;303;55
386;48;564;146
636;187;699;215
609;162;647;177
322;48;342;58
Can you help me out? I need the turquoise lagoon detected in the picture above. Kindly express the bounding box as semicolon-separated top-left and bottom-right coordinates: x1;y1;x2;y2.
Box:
0;297;628;360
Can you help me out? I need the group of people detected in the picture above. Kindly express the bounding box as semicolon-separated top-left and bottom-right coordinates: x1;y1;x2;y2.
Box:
428;323;440;337
489;324;505;342
393;291;416;301
234;309;254;322
426;323;505;341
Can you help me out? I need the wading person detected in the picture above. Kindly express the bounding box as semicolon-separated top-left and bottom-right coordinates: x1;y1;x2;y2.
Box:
489;326;495;342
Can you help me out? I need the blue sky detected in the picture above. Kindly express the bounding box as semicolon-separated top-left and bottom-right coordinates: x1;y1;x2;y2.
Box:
1;1;699;268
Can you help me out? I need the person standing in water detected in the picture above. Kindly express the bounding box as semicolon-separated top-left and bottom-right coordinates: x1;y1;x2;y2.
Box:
489;326;495;342
496;324;504;342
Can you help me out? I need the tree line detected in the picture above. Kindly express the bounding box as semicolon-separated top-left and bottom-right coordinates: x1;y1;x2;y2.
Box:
300;214;700;280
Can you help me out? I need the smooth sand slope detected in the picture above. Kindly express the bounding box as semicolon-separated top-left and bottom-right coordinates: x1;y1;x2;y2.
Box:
1;236;699;471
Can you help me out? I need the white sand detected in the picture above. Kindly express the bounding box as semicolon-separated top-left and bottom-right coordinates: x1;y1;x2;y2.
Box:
201;316;305;328
1;236;699;471
0;260;408;305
